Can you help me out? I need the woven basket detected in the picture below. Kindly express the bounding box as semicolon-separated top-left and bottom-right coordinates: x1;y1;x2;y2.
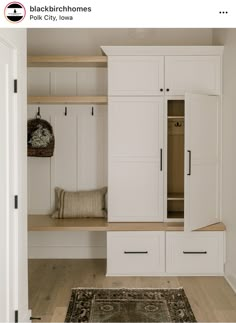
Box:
28;118;55;157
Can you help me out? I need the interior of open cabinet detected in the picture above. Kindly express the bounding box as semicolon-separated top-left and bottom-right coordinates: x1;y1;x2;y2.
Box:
167;99;185;220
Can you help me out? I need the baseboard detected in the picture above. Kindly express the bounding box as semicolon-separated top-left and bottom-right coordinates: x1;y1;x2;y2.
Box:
28;246;106;259
224;273;236;293
107;272;224;277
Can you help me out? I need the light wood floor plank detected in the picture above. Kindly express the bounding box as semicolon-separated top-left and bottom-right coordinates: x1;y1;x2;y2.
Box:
29;259;236;322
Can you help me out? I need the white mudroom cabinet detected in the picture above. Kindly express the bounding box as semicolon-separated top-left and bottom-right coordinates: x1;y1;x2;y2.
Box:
102;46;225;276
27;47;225;276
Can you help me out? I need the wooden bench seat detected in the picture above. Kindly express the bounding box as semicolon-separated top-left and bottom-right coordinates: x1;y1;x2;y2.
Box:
28;215;226;232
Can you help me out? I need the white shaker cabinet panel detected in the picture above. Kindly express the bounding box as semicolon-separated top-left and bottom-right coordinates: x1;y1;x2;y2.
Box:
108;161;163;222
108;56;164;96
109;97;163;158
185;94;221;231
165;56;221;95
108;97;164;222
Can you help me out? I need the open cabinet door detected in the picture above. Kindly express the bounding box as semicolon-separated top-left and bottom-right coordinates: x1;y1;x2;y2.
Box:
184;93;221;231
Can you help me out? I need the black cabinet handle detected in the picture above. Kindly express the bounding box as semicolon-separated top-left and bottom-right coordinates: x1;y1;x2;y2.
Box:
160;88;163;92
166;88;170;92
160;149;163;171
187;150;191;175
183;251;207;254
124;251;148;254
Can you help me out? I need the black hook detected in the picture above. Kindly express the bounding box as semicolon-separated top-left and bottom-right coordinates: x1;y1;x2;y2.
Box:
65;106;68;116
91;106;94;116
36;106;41;119
174;121;182;127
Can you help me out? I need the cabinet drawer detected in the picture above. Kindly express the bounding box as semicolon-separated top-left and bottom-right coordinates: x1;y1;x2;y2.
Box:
166;232;224;274
107;231;165;276
108;56;164;96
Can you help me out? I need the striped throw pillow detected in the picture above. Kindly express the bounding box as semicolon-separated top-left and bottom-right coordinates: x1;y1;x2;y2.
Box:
52;187;107;218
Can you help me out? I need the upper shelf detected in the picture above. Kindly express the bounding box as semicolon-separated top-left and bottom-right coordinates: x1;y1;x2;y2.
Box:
27;56;108;68
28;96;108;105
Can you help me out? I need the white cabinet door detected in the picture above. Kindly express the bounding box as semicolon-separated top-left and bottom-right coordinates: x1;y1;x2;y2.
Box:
108;56;164;96
108;97;164;222
165;56;221;95
185;93;221;231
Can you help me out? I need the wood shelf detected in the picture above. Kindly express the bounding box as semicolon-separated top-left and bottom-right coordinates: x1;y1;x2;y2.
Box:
28;215;226;232
167;193;184;200
28;55;108;67
167;211;184;219
168;116;184;119
28;96;108;105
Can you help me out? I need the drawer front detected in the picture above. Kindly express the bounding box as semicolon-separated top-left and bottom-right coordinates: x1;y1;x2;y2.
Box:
166;232;224;274
107;231;165;275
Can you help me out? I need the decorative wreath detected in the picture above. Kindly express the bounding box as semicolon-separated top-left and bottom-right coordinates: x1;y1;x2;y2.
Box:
28;117;55;157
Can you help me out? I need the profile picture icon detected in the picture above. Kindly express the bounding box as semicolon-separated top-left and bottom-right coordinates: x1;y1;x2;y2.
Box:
4;2;26;23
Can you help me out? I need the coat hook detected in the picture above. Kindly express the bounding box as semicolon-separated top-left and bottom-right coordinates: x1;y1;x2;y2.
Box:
174;121;182;127
91;106;94;116
64;106;68;116
36;106;41;119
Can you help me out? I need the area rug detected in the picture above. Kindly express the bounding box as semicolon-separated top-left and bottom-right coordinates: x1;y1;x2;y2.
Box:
65;288;197;322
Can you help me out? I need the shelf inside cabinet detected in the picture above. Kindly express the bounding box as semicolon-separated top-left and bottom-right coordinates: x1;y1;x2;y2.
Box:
168;116;184;119
28;55;108;67
28;96;108;105
167;193;184;200
167;211;184;219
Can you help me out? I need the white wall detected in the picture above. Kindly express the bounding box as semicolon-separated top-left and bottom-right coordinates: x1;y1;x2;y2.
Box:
27;28;213;55
0;29;29;322
213;29;236;291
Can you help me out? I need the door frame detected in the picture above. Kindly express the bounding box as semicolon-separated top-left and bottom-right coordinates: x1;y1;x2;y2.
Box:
0;30;29;323
0;36;18;323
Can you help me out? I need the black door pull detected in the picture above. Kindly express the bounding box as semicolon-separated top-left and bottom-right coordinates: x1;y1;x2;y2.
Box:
183;251;207;254
187;150;191;175
124;251;148;254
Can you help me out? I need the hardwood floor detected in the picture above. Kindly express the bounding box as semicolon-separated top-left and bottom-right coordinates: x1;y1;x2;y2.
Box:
28;259;236;322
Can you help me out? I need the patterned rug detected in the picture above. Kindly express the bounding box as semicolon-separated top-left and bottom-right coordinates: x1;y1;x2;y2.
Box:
65;288;196;322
